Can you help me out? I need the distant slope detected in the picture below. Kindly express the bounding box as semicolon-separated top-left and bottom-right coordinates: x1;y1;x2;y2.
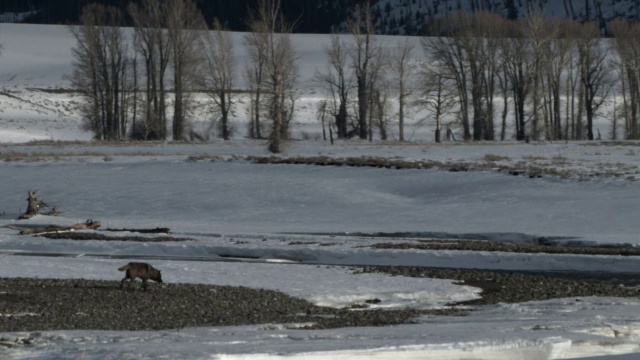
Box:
1;0;639;35
374;0;640;35
0;0;359;34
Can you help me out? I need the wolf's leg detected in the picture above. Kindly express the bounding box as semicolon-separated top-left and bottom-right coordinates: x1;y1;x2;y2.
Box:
123;270;134;289
120;271;131;289
142;278;148;291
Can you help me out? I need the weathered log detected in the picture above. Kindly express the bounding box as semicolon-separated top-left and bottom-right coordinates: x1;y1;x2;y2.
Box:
42;206;62;216
16;219;101;235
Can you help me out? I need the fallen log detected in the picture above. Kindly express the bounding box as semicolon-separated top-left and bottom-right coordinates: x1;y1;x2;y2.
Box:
15;219;101;235
105;227;171;234
41;206;62;216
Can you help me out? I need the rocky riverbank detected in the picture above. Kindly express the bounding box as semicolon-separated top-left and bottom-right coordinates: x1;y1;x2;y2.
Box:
1;264;639;332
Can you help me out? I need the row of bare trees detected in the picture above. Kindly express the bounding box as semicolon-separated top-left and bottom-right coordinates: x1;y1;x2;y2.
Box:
244;0;299;152
69;6;129;141
611;19;640;140
69;0;205;141
318;11;640;143
69;0;297;152
70;2;640;145
317;1;392;142
422;13;638;142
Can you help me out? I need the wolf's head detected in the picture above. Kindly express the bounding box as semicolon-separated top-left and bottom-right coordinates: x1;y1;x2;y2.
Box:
154;270;163;284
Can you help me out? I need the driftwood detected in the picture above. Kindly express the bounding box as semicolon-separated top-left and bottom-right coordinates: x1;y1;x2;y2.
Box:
41;206;62;216
18;190;48;220
40;232;190;242
16;219;101;235
16;190;60;220
105;227;171;234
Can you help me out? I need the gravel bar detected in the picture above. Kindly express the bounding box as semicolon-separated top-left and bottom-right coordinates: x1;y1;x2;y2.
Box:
370;239;640;256
2;264;640;332
361;266;640;306
0;277;454;332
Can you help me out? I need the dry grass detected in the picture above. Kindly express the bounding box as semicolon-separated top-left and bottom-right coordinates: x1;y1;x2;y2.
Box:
186;154;223;162
582;141;640;147
522;155;548;161
483;154;511;162
25;87;79;94
550;155;569;165
0;151;48;162
1;140;639;181
25;140;89;147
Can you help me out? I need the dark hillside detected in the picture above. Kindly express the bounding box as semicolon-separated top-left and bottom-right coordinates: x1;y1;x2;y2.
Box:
0;0;363;33
1;0;639;34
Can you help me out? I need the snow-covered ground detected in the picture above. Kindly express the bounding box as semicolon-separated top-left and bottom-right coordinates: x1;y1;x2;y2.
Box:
2;23;640;359
4;152;640;360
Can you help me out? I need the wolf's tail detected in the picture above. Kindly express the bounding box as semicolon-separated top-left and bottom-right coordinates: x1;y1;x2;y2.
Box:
118;264;130;271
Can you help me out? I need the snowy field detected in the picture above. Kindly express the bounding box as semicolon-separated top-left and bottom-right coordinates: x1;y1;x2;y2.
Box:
2;23;640;359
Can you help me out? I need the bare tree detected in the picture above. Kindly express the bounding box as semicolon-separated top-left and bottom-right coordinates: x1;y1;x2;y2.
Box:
200;19;235;140
128;0;171;140
68;3;131;140
389;38;417;142
495;37;511;141
576;22;613;140
128;35;140;137
246;0;299;153
610;19;640;139
370;83;392;141
0;32;3;123
418;63;456;143
560;19;582;140
244;14;269;139
316;99;332;142
316;34;353;139
475;12;504;141
348;0;382;140
167;0;206;141
500;20;534;141
522;14;553;140
442;12;503;141
366;46;386;141
422;14;471;141
539;18;570;140
427;12;496;141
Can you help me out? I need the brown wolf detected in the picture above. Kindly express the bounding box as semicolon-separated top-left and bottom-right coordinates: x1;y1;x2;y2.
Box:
118;262;163;290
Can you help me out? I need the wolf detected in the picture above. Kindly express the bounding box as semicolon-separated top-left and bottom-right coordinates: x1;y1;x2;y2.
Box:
118;262;163;290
